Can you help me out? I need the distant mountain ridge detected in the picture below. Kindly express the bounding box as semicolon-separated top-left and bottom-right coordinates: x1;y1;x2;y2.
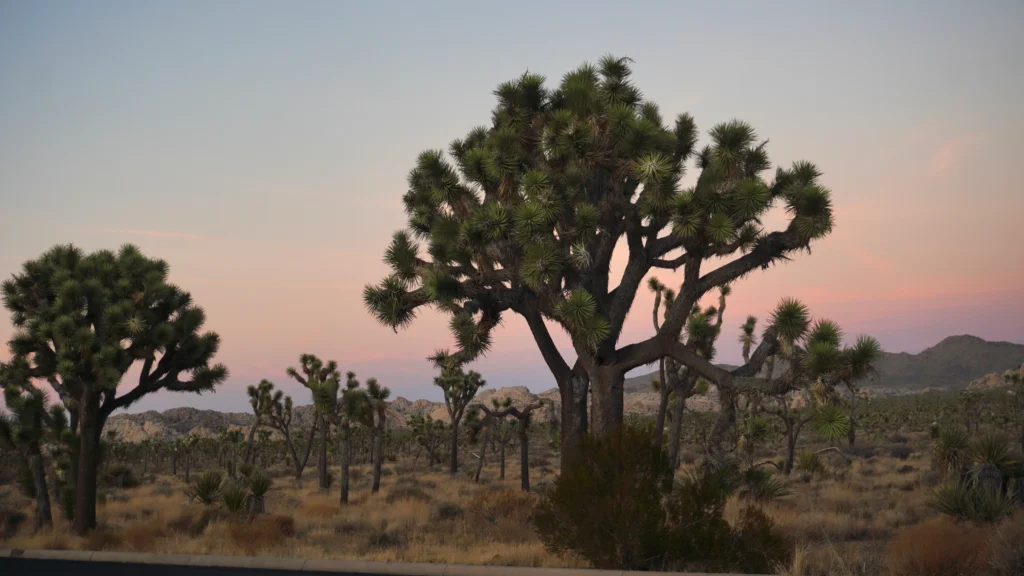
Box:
108;334;1023;442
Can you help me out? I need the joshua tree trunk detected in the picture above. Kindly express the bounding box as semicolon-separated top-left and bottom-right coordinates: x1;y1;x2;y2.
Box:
518;420;530;492
559;373;588;471
783;420;801;476
184;454;191;483
318;414;329;490
28;448;53;531
848;417;856;447
653;362;670;456
244;419;259;465
339;421;351;505
449;420;459;476
171;452;178;476
74;391;100;535
590;366;625;439
499;440;506;480
371;421;384;494
667;396;687;471
474;440;487;483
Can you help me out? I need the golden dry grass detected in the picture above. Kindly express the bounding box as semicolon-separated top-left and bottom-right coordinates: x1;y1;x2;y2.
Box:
0;434;1019;574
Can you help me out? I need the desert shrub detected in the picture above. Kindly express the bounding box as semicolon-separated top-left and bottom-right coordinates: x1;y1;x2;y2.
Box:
533;425;671;570
362;521;408;552
533;423;788;572
227;514;294;554
103;464;140;488
933;427;970;477
431;502;464;521
897;465;916;474
467;487;538;525
168;507;230;536
222;481;250;513
888;517;989;576
386;485;432;504
238;463;254;479
153;483;175;496
394;476;436;490
888;433;909;444
187;470;224;505
1;510;27;539
848;444;877;459
531;456;551;468
85;527;123;551
989;512;1024;576
334;518;372;535
931;478;1017;523
891;445;914;460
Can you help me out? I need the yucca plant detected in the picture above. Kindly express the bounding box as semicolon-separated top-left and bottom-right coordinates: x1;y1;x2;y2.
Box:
930;478;1016;523
933;427;970;478
247;470;272;514
796;451;824;480
221;481;250;513
187;470;224;505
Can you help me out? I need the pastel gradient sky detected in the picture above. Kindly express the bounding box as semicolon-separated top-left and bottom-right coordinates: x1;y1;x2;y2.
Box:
1;0;1022;413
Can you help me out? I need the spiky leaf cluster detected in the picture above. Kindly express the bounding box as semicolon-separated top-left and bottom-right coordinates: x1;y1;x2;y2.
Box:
365;56;834;365
1;244;228;417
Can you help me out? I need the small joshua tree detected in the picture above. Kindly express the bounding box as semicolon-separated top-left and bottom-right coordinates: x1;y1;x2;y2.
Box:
244;380;273;465
365;378;391;493
431;357;486;475
266;384;317;487
287;354;342;491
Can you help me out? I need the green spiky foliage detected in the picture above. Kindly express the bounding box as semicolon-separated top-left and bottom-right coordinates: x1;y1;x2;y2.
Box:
365;377;392;493
1;244;228;534
739;316;758;363
286;354;341;491
187;470;224;505
756;298;882;474
431;360;486;475
408;413;449;467
364;56;836;454
0;363;65;531
264;383;317;486
243;380;274;466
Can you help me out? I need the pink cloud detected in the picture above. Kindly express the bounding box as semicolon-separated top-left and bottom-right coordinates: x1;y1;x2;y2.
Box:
931;133;984;173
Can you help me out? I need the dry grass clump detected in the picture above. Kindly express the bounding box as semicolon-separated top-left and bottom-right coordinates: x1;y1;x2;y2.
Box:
888;517;990;576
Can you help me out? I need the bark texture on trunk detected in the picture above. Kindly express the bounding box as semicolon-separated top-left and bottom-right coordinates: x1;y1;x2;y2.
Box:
74;391;100;535
29;449;53;531
449;421;460;476
518;421;530;492
318;414;329;490
371;423;384;493
558;374;588;471
590;366;624;439
339;422;351;504
473;440;487;483
653;362;670;456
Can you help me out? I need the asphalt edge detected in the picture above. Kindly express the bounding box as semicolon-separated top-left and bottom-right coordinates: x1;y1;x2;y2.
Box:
0;549;761;576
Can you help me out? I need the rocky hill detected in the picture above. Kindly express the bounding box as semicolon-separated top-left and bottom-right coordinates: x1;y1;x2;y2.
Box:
107;335;1023;443
967;363;1024;391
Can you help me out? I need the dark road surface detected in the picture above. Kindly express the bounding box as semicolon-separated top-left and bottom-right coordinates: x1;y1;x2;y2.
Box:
0;557;360;576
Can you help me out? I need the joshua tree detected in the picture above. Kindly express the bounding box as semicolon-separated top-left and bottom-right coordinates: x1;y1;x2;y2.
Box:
478;398;516;479
409;413;447;467
364;377;391;493
0;365;66;531
431;358;486;474
364;56;835;466
337;372;366;504
244;380;274;465
1006;371;1024;451
755;300;882;474
1;244;228;534
287;354;342;491
648;277;670;454
266;384;318;486
474;398;546;491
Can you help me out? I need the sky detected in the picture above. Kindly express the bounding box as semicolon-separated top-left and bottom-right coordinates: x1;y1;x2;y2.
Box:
1;0;1022;413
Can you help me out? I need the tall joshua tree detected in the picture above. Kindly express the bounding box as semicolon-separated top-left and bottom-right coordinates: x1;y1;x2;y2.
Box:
475;398;545;491
338;372;366;504
2;244;228;534
287;354;342;491
431;358;486;475
266;384;318;486
365;377;391;493
364;56;834;465
0;362;67;531
244;380;273;465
